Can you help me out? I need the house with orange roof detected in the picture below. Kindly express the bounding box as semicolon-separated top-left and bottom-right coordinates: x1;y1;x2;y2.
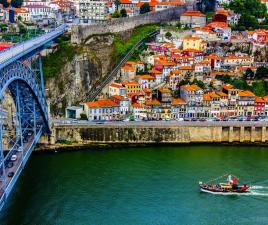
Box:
118;0;140;17
149;69;164;84
145;99;162;120
155;59;178;77
223;55;254;67
180;84;204;117
194;61;211;73
168;70;182;90
121;64;136;81
237;91;255;116
122;81;141;94
109;83;126;97
136;74;156;89
182;36;207;51
155;1;185;11
84;99;120;120
131;103;147;120
252;29;267;46
156;88;172;108
180;10;206;28
263;96;268;116
254;96;265;116
111;95;130;117
171;98;186;119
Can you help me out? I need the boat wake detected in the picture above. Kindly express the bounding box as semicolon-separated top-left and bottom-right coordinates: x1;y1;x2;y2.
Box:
201;187;268;196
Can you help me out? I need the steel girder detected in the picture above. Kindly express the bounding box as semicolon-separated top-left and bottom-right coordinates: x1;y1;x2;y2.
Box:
0;58;49;210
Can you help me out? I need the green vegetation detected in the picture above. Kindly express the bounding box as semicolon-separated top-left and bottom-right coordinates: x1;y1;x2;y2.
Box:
197;0;216;12
205;11;214;20
140;3;150;14
112;10;121;18
112;9;128;18
43;35;77;80
1;28;43;43
112;24;159;62
216;71;268;97
226;0;268;30
165;32;172;39
120;8;127;17
80;113;88;120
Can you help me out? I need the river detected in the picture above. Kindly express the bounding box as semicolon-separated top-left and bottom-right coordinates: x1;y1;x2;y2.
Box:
1;145;268;225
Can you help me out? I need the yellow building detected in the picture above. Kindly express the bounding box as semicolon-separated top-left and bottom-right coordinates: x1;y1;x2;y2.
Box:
182;36;207;51
122;81;141;94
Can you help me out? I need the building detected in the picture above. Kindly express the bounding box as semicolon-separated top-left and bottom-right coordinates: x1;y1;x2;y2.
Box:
65;106;83;119
24;4;53;20
157;88;172;107
255;96;265;116
122;81;141;94
109;83;126;97
237;90;255;116
79;0;109;22
84;99;119;120
155;1;185;11
182;36;207;51
180;10;206;28
171;98;186;119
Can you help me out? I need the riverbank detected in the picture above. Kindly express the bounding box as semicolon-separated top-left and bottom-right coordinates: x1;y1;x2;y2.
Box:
40;122;268;147
36;140;268;153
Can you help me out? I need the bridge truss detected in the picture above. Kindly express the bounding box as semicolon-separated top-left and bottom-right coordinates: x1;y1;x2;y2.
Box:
0;25;66;210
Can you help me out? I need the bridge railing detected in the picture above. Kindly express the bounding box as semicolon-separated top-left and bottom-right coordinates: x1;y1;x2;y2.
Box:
0;24;66;70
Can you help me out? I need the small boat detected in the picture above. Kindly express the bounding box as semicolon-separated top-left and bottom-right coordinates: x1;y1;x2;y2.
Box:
199;174;250;194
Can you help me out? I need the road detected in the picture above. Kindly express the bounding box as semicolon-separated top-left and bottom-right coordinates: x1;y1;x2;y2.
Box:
0;25;66;70
52;118;268;127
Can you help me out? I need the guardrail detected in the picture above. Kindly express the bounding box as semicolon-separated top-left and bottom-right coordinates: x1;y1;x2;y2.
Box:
88;30;160;101
0;24;66;70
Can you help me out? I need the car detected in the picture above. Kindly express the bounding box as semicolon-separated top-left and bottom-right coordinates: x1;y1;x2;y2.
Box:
191;118;197;121
7;161;13;169
176;118;184;122
17;147;23;152
96;122;104;124
8;172;14;178
200;118;206;122
184;118;191;121
11;155;17;162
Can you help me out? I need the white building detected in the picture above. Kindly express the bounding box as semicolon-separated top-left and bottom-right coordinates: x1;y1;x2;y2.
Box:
79;0;109;22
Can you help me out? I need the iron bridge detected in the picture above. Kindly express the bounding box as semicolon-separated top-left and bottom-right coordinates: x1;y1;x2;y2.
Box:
0;24;66;210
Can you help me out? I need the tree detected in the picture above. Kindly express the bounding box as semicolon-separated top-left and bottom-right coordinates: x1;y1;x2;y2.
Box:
140;3;150;14
0;0;9;8
252;80;266;97
237;13;259;30
80;113;88;120
245;68;254;80
112;10;121;18
256;66;268;80
176;21;182;29
165;32;172;39
120;8;127;17
10;0;23;8
114;0;120;10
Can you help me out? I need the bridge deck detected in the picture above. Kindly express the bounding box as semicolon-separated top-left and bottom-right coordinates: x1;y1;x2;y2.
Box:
0;25;66;70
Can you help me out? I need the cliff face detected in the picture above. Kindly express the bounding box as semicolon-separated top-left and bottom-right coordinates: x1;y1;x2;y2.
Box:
46;34;116;117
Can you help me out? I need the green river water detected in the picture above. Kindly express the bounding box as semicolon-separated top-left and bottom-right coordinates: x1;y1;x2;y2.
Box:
1;145;268;225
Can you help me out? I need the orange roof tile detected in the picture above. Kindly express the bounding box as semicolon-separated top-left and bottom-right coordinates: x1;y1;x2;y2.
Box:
110;83;124;89
181;84;201;91
146;99;161;106
85;99;119;108
238;90;255;97
255;96;265;103
181;10;205;17
137;74;155;80
171;98;186;105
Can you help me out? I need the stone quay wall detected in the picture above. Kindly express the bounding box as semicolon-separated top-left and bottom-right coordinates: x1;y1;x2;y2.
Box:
42;123;268;145
71;6;188;44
